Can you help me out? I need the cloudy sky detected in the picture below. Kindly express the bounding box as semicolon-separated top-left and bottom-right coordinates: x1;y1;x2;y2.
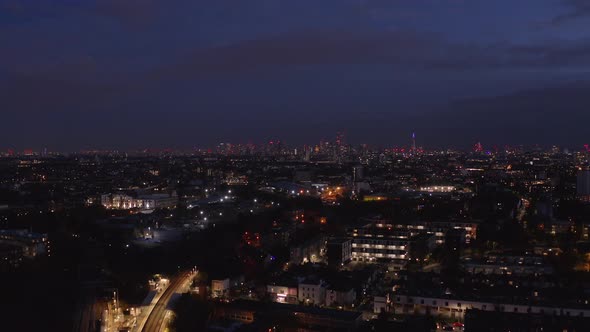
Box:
2;0;590;150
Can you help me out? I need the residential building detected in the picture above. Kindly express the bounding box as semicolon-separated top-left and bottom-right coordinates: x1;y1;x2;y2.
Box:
327;238;352;266
267;283;298;304
393;294;590;320
298;278;327;305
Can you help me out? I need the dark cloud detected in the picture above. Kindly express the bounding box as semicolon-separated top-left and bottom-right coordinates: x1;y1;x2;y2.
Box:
0;1;79;22
2;0;590;150
430;38;590;69
151;29;590;81
507;39;590;66
551;0;590;25
419;81;590;147
342;80;590;149
151;29;442;80
0;0;157;29
93;0;157;28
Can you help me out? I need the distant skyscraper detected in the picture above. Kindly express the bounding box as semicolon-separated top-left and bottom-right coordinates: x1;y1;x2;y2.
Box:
577;167;590;201
411;132;416;152
304;145;311;162
352;165;363;183
336;132;344;146
473;142;484;153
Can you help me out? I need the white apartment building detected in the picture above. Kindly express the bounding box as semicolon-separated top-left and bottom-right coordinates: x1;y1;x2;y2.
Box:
298;279;327;305
393;294;590;320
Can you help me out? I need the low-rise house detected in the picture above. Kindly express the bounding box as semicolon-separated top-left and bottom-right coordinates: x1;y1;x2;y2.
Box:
374;294;390;314
393;293;590;320
298;278;327;305
325;285;356;308
267;282;298;304
462;252;553;276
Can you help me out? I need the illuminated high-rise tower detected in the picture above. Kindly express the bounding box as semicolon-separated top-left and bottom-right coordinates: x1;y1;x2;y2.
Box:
336;132;344;146
473;142;484;153
411;132;416;152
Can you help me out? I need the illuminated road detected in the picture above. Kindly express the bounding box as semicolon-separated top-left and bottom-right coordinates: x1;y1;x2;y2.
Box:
134;284;169;332
140;272;192;332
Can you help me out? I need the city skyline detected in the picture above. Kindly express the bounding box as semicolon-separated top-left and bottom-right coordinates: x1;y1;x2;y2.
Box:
3;132;590;154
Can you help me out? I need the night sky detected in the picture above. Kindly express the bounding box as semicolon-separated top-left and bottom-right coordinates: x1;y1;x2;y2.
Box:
2;0;590;150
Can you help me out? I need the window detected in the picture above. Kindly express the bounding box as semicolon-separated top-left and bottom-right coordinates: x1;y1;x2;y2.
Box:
433;301;437;305
457;303;461;308
445;302;449;306
421;300;425;304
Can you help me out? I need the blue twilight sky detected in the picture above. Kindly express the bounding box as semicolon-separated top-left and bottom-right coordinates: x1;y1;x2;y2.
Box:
2;0;590;150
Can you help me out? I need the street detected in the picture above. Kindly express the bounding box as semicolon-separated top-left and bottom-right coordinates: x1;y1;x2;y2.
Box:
139;272;193;332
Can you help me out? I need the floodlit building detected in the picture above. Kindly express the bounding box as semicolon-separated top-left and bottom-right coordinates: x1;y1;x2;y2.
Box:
393;294;590;320
101;191;177;210
211;278;231;298
298;278;327;305
267;283;298;304
349;224;411;269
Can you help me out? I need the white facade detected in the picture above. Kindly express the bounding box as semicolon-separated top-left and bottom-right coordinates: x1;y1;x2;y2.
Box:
393;294;590;320
101;192;177;210
298;281;326;305
350;226;410;264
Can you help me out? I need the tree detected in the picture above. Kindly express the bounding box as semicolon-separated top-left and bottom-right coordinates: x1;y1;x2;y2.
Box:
170;293;213;332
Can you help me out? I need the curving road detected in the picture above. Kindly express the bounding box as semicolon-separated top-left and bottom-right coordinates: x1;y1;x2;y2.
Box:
141;272;192;332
